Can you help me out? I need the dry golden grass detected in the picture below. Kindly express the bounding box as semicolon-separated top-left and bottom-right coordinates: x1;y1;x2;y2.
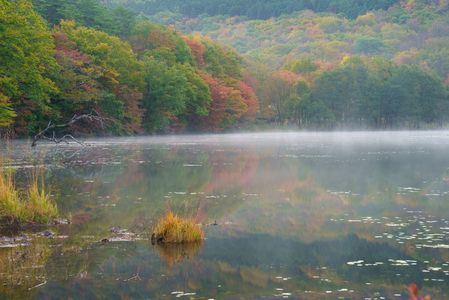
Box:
0;168;26;223
152;211;204;244
0;161;57;224
26;172;58;223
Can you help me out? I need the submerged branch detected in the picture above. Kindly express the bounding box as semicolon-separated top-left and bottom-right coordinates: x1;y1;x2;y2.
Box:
28;280;47;290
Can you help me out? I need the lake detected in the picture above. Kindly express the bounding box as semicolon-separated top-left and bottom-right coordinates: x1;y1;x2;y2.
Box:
1;131;449;299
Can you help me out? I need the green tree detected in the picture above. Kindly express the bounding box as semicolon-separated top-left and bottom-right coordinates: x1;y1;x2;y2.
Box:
286;58;318;74
0;0;58;131
33;0;138;36
178;65;211;127
129;21;194;64
142;58;189;132
354;37;385;54
261;74;295;124
0;97;15;127
142;57;212;132
419;37;449;80
104;0;398;20
309;58;372;126
381;65;448;127
203;40;242;79
59;20;143;131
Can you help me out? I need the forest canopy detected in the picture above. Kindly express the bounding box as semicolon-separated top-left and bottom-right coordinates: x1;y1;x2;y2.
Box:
105;0;400;20
0;0;259;136
1;0;449;135
138;0;449;129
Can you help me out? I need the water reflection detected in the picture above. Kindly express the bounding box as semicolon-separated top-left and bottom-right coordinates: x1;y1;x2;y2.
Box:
0;239;51;299
1;132;449;298
154;242;203;267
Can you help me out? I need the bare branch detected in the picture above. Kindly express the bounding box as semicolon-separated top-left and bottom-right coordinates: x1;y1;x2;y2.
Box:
31;111;108;147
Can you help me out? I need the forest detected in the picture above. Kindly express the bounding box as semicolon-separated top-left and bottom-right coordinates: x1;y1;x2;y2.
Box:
105;0;400;20
0;0;258;136
2;2;449;297
146;0;449;128
1;0;449;136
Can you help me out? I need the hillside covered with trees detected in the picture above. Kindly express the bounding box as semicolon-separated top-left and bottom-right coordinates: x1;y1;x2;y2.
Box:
0;0;258;136
139;0;449;128
105;0;400;20
2;0;449;135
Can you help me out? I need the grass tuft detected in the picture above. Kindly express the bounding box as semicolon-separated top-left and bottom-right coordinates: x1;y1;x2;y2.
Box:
26;172;58;223
152;211;204;244
0;162;58;225
0;169;26;223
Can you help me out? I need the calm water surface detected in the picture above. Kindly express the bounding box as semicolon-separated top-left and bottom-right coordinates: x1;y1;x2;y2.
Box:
1;131;449;299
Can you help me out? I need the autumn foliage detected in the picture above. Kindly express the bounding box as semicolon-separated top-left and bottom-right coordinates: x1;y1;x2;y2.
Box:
199;73;259;129
238;81;259;119
0;1;259;134
183;35;206;67
181;35;259;130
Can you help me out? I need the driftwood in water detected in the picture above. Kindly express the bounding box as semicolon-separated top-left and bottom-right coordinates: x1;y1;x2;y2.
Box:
31;111;106;147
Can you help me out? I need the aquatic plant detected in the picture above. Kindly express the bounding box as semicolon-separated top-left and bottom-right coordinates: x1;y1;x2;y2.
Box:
0;163;57;224
152;211;204;244
0;168;26;223
26;172;58;223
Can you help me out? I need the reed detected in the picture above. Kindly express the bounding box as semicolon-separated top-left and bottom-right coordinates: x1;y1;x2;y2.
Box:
152;211;204;244
0;168;26;223
26;172;58;223
0;160;57;224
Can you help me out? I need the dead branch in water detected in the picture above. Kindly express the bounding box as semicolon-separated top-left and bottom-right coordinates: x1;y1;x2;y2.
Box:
31;111;106;147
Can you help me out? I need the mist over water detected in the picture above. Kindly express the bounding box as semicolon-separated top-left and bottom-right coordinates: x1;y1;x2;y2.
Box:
83;130;449;146
1;131;449;299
